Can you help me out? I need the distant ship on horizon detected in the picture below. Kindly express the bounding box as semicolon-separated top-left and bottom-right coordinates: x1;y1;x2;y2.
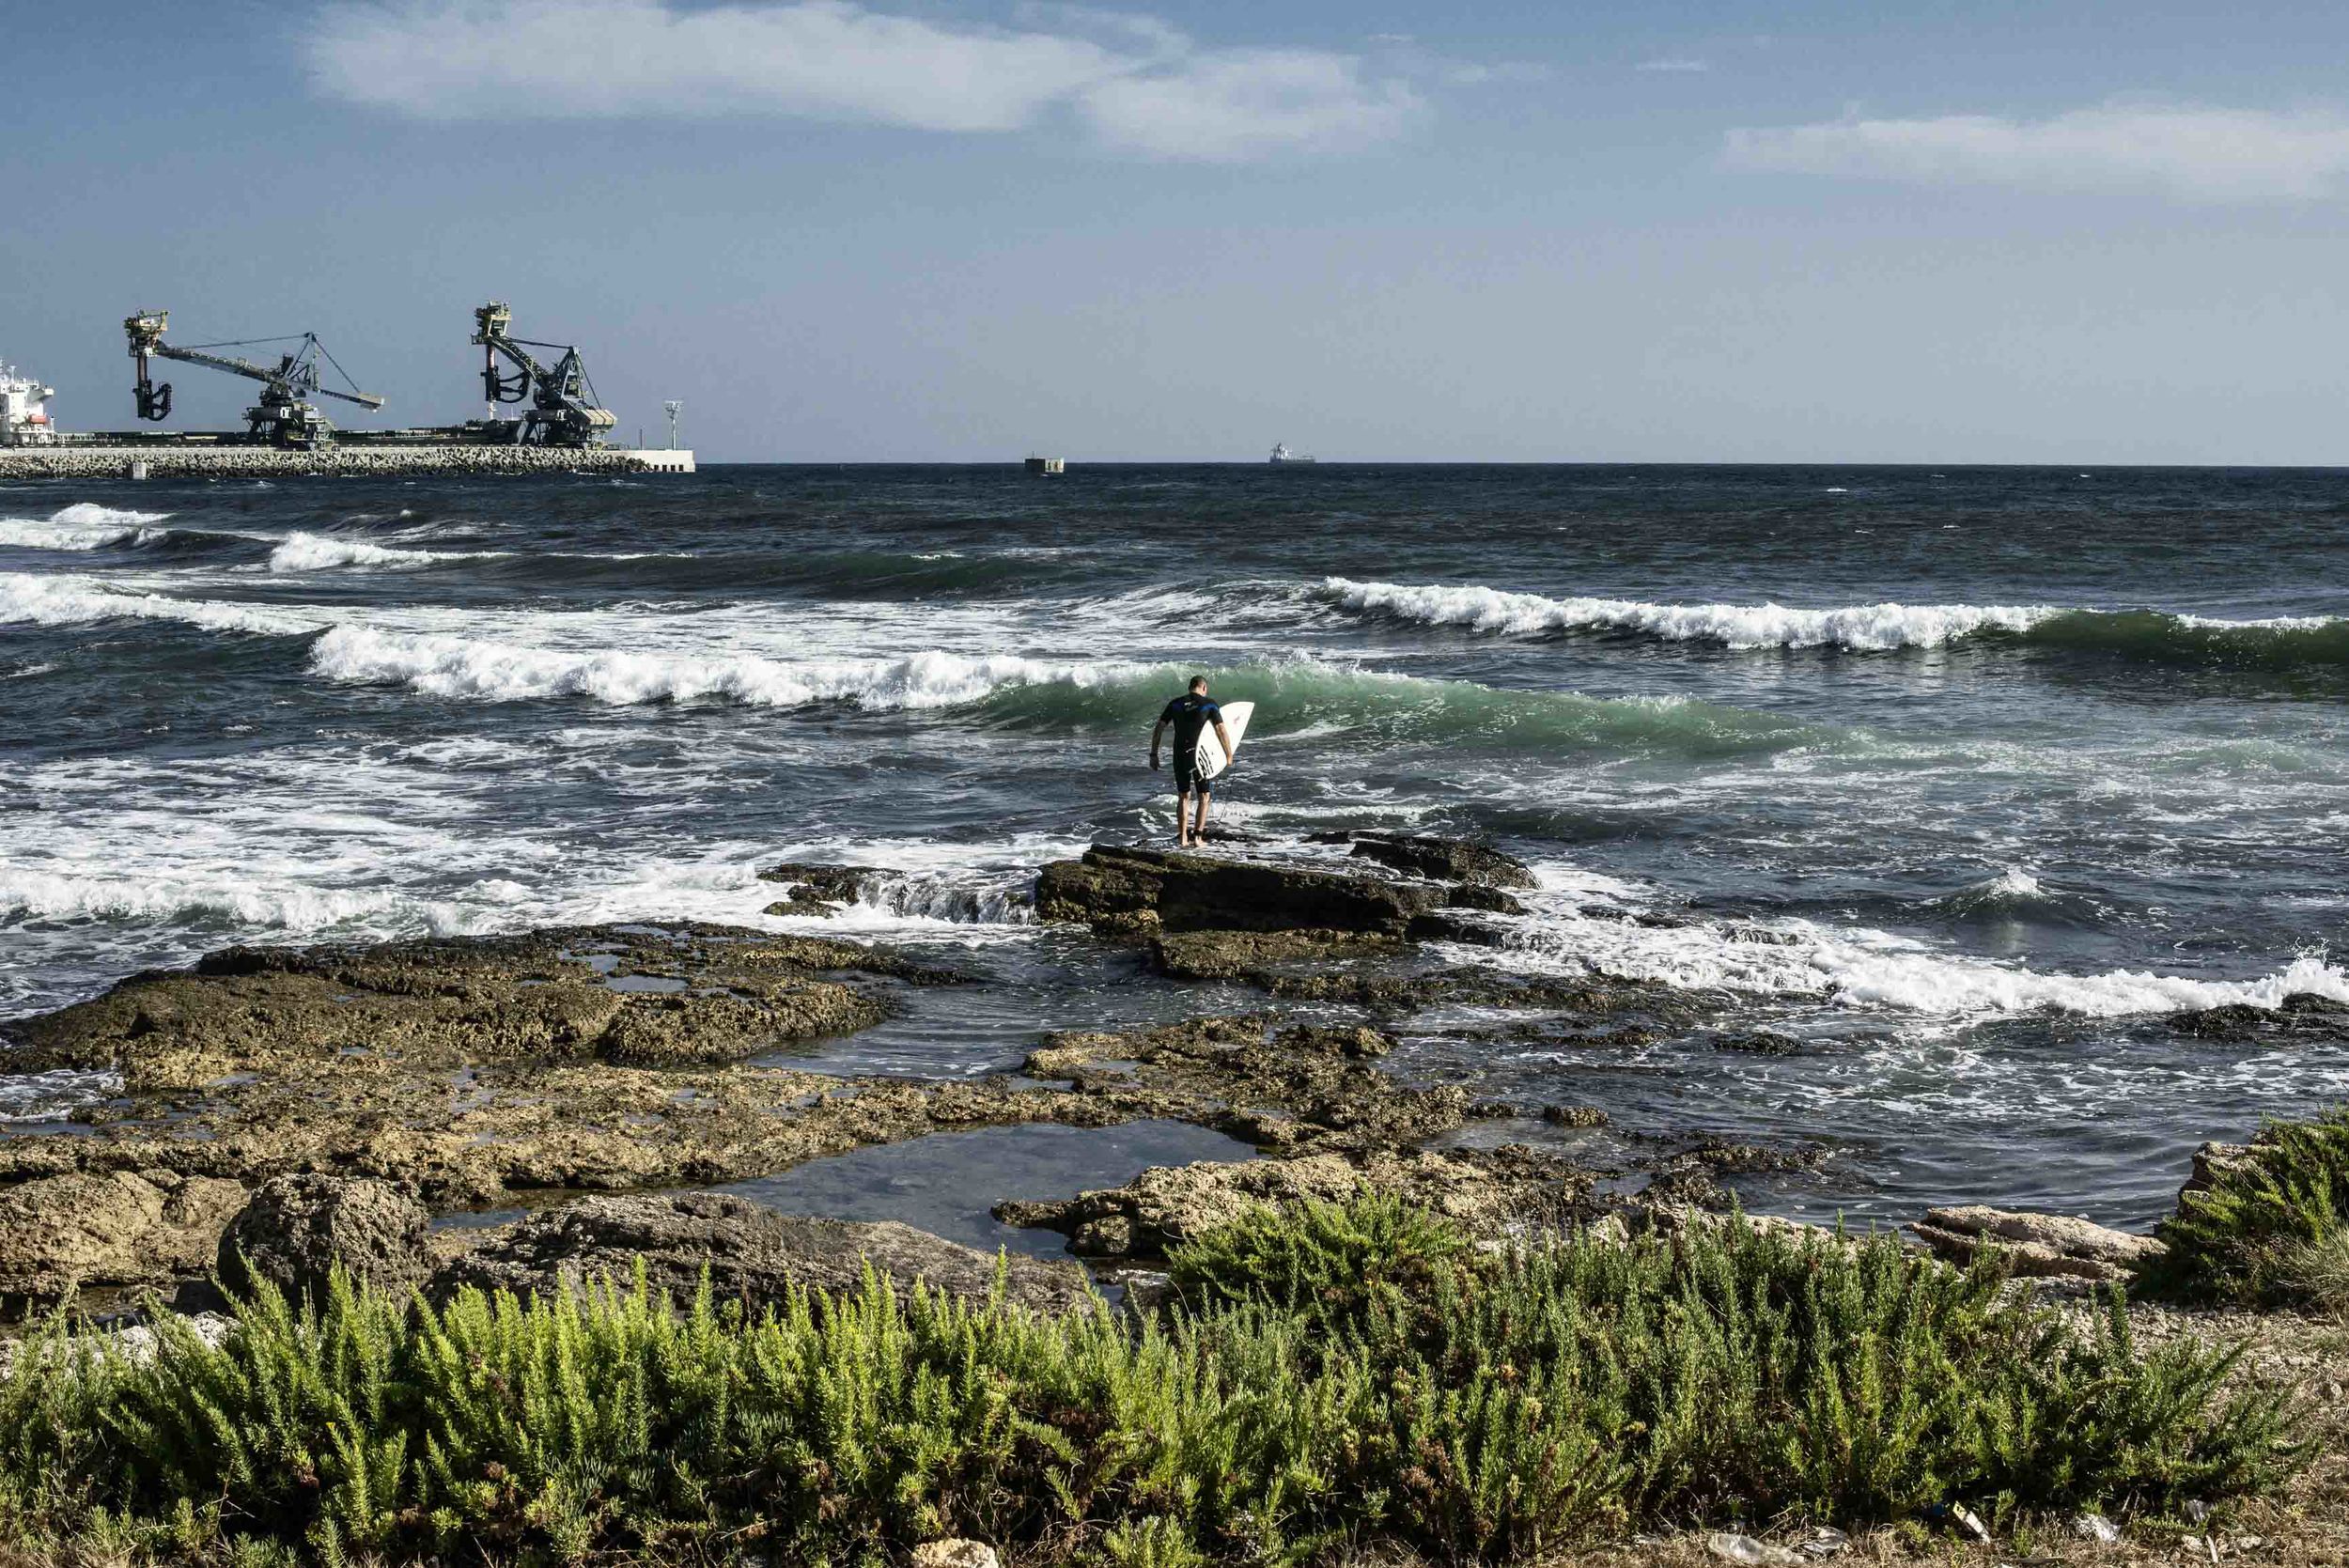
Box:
1269;442;1315;464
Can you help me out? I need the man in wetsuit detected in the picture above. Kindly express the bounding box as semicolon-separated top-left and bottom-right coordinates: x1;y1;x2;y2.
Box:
1149;675;1237;848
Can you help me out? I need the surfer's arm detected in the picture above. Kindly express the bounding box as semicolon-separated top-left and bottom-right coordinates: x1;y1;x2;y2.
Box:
1148;717;1166;768
1213;721;1236;761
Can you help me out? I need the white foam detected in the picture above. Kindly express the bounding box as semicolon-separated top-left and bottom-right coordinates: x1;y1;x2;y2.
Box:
1324;578;2058;650
1982;867;2043;898
0;1068;123;1125
2177;612;2343;631
308;624;1137;709
0;866;481;933
0;503;172;551
1930;866;2046;908
847;870;1036;924
267;531;505;573
0;572;319;635
1488;891;2349;1020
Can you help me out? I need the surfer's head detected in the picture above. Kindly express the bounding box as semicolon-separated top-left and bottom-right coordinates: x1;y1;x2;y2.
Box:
1189;675;1208;693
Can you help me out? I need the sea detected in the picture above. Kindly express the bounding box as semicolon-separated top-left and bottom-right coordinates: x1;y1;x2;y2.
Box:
5;464;2346;1232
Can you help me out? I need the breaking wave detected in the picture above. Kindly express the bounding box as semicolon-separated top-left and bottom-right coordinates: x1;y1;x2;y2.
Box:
1924;867;2047;916
0;572;316;636
0;504;174;551
975;658;1835;757
1493;896;2349;1020
1323;578;2349;669
308;624;1138;710
267;532;506;573
0;865;479;934
2022;609;2349;671
846;871;1036;925
1324;578;2052;648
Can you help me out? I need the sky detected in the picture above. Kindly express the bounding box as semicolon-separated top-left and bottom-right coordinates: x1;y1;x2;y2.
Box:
9;0;2349;462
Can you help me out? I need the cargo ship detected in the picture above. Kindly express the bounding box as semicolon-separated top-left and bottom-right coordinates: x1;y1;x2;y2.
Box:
1269;442;1315;464
0;303;692;479
0;361;58;446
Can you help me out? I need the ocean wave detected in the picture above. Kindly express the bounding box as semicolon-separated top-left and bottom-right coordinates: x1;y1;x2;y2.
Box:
975;658;1833;757
1323;578;2053;648
1924;867;2046;915
1493;893;2349;1019
2023;608;2349;670
831;870;1037;924
1323;578;2349;668
267;531;506;573
51;502;170;529
0;572;317;636
0;503;174;551
308;624;1137;709
462;545;1071;597
0;866;480;933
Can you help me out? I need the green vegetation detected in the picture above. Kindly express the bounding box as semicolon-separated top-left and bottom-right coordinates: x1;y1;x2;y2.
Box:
0;1203;2309;1566
2139;1105;2349;1311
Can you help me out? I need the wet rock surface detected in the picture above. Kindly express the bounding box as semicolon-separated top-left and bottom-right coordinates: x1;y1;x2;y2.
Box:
1035;844;1448;941
1023;1016;1470;1151
2170;990;2349;1042
0;924;1117;1214
1909;1204;2166;1285
1149;927;1407;982
0;1170;246;1301
217;1173;433;1303
0;830;2186;1320
432;1192;1096;1315
1330;831;1539;891
758;862;879;916
7;924;958;1091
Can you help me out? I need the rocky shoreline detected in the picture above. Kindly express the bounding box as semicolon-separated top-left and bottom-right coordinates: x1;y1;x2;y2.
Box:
0;829;2333;1314
1;829;2343;1561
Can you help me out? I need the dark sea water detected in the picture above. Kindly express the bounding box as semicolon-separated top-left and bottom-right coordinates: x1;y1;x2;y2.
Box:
5;464;2346;1229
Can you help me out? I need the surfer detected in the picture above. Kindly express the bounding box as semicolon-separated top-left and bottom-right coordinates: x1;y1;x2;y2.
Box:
1149;675;1237;848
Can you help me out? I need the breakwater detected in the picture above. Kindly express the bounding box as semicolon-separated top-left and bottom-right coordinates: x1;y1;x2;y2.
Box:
0;444;694;479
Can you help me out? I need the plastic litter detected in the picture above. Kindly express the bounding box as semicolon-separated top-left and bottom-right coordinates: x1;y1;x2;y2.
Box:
2072;1512;2122;1545
1706;1532;1802;1567
1795;1526;1851;1559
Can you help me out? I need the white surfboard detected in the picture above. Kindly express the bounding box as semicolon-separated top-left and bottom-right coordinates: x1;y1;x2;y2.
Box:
1192;700;1252;782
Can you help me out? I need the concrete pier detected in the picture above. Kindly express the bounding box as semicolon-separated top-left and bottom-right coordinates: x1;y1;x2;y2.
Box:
0;445;694;480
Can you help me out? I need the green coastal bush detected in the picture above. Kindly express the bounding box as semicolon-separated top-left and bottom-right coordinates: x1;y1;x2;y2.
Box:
0;1203;2310;1566
2139;1105;2349;1310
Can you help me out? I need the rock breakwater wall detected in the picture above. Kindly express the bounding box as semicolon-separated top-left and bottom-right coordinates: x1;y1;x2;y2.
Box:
0;444;695;479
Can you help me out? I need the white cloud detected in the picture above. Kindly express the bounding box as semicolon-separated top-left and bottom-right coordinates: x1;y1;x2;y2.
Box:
306;0;1417;159
1079;48;1418;161
1442;60;1549;86
1637;58;1708;73
1725;102;2349;201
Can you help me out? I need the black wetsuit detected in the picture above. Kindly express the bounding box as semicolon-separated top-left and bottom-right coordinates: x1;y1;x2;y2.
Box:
1160;693;1223;795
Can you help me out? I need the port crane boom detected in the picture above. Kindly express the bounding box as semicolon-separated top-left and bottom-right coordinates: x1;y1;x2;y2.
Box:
471;302;616;447
125;312;384;449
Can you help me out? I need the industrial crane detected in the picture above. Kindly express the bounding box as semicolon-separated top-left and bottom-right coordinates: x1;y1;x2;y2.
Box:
471;302;616;447
125;312;385;449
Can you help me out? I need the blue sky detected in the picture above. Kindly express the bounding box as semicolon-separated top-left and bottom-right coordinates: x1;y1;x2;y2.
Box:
10;1;2349;461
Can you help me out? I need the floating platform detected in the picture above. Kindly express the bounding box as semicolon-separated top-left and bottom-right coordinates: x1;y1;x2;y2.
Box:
0;443;694;479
